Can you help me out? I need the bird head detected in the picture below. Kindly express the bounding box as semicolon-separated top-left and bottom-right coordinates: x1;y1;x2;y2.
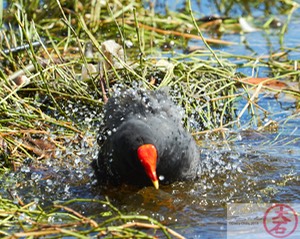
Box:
137;144;159;189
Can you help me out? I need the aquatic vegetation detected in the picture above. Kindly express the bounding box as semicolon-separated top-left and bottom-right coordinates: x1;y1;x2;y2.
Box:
0;0;299;238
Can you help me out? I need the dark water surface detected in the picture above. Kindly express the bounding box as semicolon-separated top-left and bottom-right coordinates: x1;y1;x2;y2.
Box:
1;0;300;238
2;105;299;238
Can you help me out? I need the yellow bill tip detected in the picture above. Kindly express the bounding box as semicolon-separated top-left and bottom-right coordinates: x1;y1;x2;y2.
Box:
152;180;159;190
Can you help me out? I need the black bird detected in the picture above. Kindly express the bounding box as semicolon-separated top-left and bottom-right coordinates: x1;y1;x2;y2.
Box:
92;88;200;189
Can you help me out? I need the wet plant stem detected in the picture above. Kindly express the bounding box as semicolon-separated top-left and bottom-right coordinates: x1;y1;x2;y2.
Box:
187;0;223;67
133;8;144;68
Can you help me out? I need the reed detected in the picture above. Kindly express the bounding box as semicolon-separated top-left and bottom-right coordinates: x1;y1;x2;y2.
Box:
0;0;299;238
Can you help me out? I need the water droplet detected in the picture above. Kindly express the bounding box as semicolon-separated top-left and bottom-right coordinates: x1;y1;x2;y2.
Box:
31;172;41;181
21;166;30;173
48;216;55;223
75;157;81;165
46;179;53;186
29;203;37;211
64;184;70;193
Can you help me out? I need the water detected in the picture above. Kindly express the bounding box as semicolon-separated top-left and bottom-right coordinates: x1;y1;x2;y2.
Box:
1;1;300;238
150;0;300;77
1;91;298;238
